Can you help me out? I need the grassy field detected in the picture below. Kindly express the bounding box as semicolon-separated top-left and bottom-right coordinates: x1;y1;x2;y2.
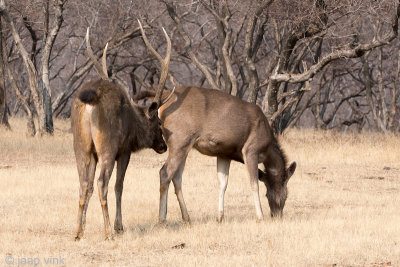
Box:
0;118;399;266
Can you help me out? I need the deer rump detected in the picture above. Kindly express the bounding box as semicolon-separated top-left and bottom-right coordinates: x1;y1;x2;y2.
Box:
72;80;140;155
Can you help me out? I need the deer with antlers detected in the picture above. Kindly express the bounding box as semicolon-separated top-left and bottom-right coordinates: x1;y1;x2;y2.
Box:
71;23;173;240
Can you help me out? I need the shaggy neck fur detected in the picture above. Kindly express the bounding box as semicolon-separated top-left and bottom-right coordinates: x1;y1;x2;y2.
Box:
130;106;154;152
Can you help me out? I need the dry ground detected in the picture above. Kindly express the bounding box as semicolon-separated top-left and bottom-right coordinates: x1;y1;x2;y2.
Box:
0;118;399;267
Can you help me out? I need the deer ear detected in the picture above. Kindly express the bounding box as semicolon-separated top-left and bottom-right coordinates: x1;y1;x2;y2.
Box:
286;162;296;181
147;102;159;118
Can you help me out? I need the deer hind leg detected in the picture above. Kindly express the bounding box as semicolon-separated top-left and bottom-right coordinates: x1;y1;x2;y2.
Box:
97;155;116;239
216;157;231;223
114;153;130;234
81;154;96;233
75;153;97;241
159;148;190;223
244;153;264;221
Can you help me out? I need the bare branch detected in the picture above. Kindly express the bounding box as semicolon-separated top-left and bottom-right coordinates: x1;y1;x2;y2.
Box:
162;0;218;89
270;2;400;84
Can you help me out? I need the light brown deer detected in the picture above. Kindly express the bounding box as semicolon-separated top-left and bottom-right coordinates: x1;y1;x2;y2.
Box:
71;24;173;240
134;86;296;223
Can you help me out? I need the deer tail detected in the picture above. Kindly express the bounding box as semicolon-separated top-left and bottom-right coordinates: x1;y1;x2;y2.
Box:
79;89;99;105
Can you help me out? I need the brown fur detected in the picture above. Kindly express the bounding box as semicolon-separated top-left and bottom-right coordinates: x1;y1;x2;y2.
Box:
71;80;166;240
135;86;296;222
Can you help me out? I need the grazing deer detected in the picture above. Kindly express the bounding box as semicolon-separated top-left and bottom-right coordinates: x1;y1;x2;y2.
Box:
134;87;296;223
71;24;173;240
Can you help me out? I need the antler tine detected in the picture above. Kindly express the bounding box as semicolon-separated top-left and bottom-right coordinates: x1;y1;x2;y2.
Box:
102;43;109;79
159;73;176;105
86;27;110;81
138;20;171;107
169;73;176;88
156;27;171;105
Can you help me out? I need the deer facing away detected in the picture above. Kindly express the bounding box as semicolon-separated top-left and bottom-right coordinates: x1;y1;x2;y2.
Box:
71;24;173;240
134;86;296;223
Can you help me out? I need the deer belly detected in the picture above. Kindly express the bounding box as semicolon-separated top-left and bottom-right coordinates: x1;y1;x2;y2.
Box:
194;138;239;159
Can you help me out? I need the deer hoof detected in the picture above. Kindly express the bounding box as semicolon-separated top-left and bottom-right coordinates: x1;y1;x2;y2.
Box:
158;219;167;225
255;217;264;223
74;231;83;241
216;215;224;223
182;215;191;224
104;235;114;241
114;225;124;234
182;219;191;226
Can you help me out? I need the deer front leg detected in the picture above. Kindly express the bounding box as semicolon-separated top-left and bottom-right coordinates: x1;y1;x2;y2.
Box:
216;157;230;223
244;153;263;221
114;153;130;234
172;165;190;223
159;148;190;223
159;163;171;223
97;158;115;239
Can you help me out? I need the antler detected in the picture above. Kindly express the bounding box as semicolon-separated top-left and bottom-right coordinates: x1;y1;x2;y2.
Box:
86;28;110;81
138;20;171;107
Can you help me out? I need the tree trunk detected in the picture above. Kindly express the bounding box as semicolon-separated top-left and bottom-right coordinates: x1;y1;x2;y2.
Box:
244;15;261;104
362;53;386;132
0;16;9;129
1;20;35;135
389;47;400;129
40;0;65;134
41;0;54;134
41;81;53;133
0;74;8;129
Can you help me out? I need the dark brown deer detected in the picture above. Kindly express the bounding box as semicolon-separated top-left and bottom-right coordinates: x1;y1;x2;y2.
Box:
134;87;296;223
71;24;173;240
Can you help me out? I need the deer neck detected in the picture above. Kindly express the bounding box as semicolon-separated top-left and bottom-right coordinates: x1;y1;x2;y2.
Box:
266;142;287;185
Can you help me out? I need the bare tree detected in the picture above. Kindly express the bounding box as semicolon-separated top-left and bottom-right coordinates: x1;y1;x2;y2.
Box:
0;0;66;135
1;0;399;133
156;0;400;133
261;0;400;132
360;47;399;132
1;26;36;135
160;0;273;97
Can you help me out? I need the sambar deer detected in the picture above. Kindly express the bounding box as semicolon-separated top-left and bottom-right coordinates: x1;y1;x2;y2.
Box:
134;86;296;223
71;24;173;240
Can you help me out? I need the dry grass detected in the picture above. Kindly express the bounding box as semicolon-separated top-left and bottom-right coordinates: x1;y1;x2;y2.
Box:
0;118;399;267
